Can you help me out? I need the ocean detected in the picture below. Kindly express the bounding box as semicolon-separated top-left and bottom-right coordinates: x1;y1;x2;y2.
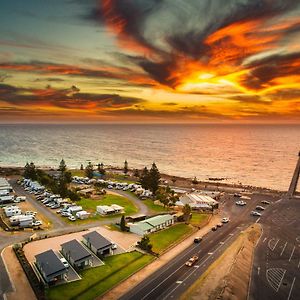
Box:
0;124;299;191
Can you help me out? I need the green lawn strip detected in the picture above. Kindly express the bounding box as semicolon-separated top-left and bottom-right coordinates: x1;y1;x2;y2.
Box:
149;224;194;254
190;213;209;226
47;252;153;300
142;199;171;213
70;170;85;177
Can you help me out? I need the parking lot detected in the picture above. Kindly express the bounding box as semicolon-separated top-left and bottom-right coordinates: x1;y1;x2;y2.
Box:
250;198;300;300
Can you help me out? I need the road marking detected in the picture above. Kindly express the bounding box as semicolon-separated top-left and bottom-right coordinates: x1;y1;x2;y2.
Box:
287;277;296;300
268;238;280;251
255;217;260;223
266;268;286;292
257;266;260;275
289;246;295;262
263;237;267;243
298;259;300;268
280;242;287;256
160;231;237;300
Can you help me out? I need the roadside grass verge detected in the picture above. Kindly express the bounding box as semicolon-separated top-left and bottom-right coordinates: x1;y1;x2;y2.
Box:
47;251;153;300
190;213;209;226
149;223;194;254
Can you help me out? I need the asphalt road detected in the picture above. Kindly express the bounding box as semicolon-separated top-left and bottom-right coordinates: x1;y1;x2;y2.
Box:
249;196;300;300
120;192;278;300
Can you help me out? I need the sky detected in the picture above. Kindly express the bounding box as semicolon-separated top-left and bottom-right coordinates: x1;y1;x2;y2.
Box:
0;0;300;123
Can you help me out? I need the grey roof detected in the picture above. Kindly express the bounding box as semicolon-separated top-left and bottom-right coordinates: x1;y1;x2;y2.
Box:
83;231;112;250
35;250;66;277
61;239;92;262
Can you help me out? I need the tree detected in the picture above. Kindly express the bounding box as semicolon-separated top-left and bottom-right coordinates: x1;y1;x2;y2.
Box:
140;167;150;189
133;169;139;177
80;164;84;170
192;176;198;184
182;204;192;222
124;160;128;175
85;162;94;179
24;162;37;180
120;215;126;231
137;235;152;252
97;162;105;175
171;177;177;185
59;159;66;173
149;162;160;194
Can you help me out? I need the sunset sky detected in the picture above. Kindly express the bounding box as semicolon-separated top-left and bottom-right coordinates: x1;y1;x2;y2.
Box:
0;0;300;123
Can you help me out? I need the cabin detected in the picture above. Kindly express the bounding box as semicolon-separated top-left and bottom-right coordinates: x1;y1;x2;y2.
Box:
83;231;113;256
35;250;68;284
61;239;92;269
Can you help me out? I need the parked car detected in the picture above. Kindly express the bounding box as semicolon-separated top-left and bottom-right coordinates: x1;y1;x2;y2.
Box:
185;255;199;267
235;200;246;206
251;211;262;216
211;226;217;231
25;211;37;216
112;243;117;250
234;193;242;197
256;206;265;211
32;220;42;226
217;223;223;228
68;216;76;221
261;200;270;205
194;237;202;243
221;217;229;223
60;257;69;268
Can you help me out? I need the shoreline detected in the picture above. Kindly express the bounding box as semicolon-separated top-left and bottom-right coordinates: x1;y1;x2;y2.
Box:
0;165;286;195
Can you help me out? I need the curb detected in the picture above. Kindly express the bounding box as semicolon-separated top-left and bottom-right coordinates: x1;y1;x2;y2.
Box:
1;246;16;295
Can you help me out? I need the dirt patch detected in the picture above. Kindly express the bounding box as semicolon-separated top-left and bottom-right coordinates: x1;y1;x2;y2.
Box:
2;246;37;300
181;223;262;300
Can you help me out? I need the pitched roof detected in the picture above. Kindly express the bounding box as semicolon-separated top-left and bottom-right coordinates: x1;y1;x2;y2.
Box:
35;249;66;277
61;239;91;262
145;214;173;227
83;231;112;250
132;222;154;231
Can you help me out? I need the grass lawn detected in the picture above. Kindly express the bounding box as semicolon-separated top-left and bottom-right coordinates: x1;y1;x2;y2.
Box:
190;213;209;226
47;251;154;300
149;224;194;254
142;199;171;213
64;194;138;224
70;169;85;177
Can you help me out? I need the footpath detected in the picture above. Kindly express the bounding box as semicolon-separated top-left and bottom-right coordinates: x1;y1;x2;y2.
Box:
98;214;221;300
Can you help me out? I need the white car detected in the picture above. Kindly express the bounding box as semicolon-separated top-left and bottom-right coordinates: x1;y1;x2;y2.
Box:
221;217;229;223
25;211;37;216
236;200;246;206
32;220;42;226
251;211;261;217
112;243;117;250
60;257;69;268
68;215;76;221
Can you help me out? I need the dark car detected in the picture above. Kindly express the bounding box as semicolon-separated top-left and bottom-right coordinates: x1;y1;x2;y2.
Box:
212;226;217;231
194;237;203;243
261;200;270;205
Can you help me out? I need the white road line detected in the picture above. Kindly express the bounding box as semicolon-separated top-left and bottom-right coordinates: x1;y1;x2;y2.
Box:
298;259;300;268
280;242;288;256
255;217;260;223
257;267;260;275
289;246;295;262
161;232;237;300
138;243;199;299
263;237;267;243
273;239;280;251
287;277;296;300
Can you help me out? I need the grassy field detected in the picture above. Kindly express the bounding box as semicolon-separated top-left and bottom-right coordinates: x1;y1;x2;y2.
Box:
64;194;138;224
190;213;209;226
149;224;194;254
70;169;85;177
47;251;153;300
142;199;171;213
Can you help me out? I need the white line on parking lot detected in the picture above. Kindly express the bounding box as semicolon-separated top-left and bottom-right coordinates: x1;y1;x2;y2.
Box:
298;259;300;268
280;242;287;256
255;217;260;223
289;246;295;262
287;277;296;300
263;237;267;243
